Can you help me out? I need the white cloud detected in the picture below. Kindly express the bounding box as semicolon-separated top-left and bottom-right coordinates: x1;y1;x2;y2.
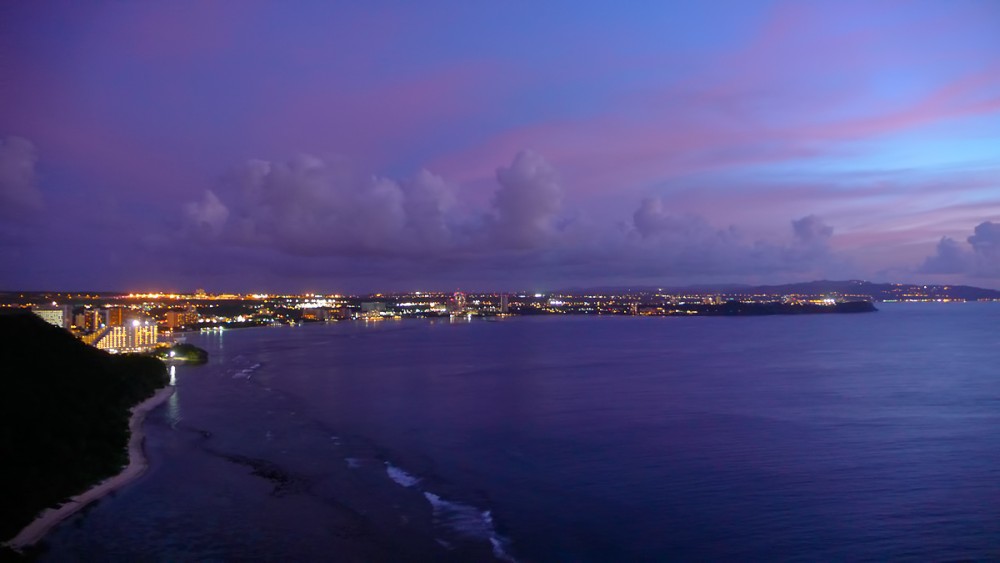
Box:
180;150;846;283
624;198;837;276
186;154;460;256
184;190;229;237
491;150;562;248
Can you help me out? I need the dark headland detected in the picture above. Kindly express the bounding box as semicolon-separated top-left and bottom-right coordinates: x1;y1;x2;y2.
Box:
0;312;168;555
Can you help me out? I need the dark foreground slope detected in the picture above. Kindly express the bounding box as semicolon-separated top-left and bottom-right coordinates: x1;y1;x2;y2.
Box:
0;312;167;544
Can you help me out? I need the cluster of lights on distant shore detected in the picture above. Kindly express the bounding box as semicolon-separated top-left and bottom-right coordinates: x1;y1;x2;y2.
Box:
10;281;995;356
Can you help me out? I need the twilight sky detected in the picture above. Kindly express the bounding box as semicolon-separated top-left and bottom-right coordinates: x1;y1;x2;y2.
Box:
2;1;999;292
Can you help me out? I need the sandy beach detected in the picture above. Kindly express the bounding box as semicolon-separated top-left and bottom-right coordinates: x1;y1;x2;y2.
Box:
5;385;176;552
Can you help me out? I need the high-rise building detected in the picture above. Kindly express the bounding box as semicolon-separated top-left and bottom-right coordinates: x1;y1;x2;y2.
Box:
32;305;71;328
84;309;104;331
166;305;199;329
164;306;199;329
106;308;125;327
500;293;509;314
165;310;183;329
74;309;103;332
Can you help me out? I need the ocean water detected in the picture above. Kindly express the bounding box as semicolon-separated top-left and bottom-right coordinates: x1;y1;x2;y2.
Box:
40;303;1000;561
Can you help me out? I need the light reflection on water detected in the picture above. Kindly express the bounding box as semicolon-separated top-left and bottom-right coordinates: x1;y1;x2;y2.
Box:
166;391;181;428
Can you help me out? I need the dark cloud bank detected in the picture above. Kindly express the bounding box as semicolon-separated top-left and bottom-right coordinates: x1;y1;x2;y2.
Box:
920;222;1000;278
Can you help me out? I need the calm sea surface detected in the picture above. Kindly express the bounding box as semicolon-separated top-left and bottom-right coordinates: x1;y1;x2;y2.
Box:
42;303;1000;561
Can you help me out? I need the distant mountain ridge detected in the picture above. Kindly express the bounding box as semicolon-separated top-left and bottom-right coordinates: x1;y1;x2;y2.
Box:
728;280;1000;301
557;280;1000;301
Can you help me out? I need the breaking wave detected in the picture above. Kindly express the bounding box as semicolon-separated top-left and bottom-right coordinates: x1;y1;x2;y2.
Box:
384;462;421;488
231;362;262;379
423;492;516;562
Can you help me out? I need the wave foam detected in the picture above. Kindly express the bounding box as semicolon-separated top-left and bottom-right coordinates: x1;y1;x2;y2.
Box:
231;363;261;379
423;492;516;562
384;463;421;488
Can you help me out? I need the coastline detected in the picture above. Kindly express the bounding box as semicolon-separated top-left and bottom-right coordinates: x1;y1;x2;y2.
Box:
5;385;176;552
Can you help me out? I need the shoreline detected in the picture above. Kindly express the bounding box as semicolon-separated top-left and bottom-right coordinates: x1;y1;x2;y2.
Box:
5;385;176;552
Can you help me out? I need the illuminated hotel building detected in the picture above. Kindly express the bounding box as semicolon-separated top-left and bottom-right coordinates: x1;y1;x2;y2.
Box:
33;306;71;328
92;320;159;353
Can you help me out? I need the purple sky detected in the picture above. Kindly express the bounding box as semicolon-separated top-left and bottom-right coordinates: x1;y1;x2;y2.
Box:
2;1;999;292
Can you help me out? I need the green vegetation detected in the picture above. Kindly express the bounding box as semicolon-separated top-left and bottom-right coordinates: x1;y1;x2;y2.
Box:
0;311;168;544
155;343;209;365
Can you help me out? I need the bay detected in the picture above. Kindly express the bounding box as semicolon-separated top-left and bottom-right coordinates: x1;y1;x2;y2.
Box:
41;303;1000;561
